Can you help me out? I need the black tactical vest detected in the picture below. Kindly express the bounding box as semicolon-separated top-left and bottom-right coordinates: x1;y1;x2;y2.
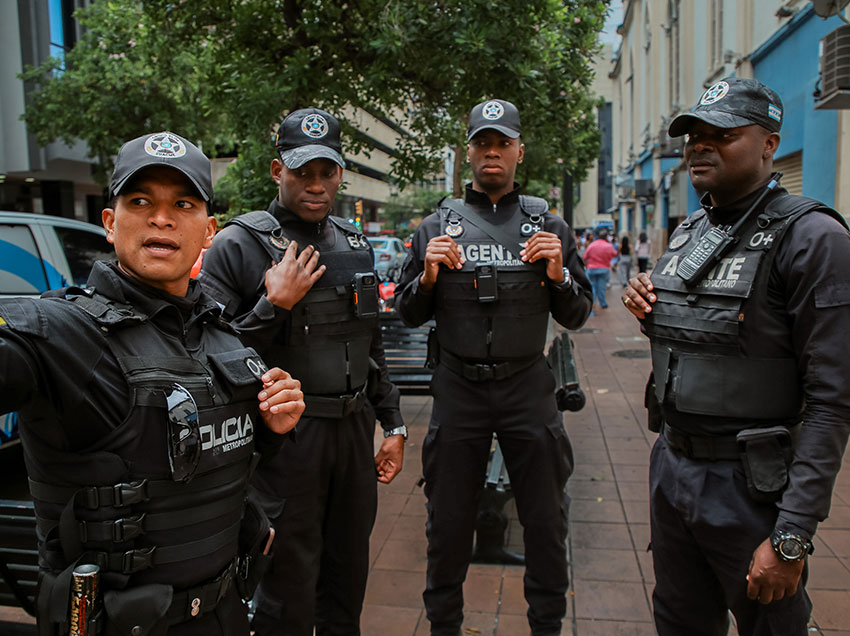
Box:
643;194;846;423
433;196;551;361
227;211;376;395
19;290;265;631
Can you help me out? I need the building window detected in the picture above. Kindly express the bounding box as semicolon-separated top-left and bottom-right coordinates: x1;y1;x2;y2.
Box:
667;0;680;111
709;0;723;70
48;0;78;68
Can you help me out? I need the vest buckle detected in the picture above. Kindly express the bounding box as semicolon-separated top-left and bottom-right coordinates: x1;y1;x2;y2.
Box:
112;480;148;507
112;514;146;542
122;546;155;574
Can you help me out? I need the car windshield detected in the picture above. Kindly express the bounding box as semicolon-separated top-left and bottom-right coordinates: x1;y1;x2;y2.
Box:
368;238;389;250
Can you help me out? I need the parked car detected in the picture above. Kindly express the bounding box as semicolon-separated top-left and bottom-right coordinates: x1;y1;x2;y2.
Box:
0;211;114;449
367;235;407;282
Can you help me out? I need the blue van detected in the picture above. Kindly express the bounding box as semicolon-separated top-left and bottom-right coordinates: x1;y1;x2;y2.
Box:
0;212;114;448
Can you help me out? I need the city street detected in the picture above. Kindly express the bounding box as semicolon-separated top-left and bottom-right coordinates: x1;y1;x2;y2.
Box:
3;301;850;634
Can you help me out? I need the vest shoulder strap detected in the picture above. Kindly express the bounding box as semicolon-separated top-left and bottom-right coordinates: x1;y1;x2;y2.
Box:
65;291;147;327
225;210;280;233
518;195;549;217
761;194;848;230
328;215;365;237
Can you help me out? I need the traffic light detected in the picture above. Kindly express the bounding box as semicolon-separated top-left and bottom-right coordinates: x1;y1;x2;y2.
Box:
354;199;363;229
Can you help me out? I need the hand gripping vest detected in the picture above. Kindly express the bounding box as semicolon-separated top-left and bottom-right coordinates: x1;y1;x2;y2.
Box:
20;290;265;633
433;196;551;361
227;211;376;396
643;194;847;422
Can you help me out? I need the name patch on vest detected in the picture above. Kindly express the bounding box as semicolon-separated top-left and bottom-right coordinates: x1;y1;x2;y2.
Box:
658;254;749;290
346;235;370;249
201;413;254;455
458;243;522;267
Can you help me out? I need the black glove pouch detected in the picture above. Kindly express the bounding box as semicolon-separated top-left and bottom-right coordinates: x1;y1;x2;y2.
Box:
236;491;274;600
644;373;662;433
103;583;172;636
736;426;793;503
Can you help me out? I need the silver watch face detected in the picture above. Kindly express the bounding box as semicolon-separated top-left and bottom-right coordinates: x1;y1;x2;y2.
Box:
779;538;804;559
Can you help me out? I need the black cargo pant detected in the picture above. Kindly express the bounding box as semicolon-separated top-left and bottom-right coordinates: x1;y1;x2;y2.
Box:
250;408;379;636
650;436;811;636
423;358;573;636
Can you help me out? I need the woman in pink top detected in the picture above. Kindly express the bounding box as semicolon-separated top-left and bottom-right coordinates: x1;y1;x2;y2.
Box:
583;229;618;311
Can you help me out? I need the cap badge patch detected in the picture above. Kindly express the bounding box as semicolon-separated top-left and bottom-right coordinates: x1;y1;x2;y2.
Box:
669;233;691;250
144;133;187;159
768;104;782;122
301;114;329;139
700;81;730;106
482;101;505;121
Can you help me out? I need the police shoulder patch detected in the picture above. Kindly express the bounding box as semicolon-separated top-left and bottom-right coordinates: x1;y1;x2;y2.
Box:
669;233;691;250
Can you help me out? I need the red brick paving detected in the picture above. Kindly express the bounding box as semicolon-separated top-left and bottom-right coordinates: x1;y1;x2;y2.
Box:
3;301;850;634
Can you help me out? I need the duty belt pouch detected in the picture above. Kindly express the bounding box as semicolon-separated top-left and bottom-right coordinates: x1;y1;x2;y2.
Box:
736;426;793;502
236;492;273;600
644;372;662;433
425;327;439;369
103;583;172;636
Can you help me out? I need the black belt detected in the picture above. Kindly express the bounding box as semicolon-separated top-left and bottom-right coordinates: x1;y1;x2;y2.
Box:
661;422;802;461
167;559;237;625
440;350;540;382
304;388;367;419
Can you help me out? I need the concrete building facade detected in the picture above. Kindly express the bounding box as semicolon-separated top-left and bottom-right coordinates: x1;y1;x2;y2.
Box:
603;0;850;259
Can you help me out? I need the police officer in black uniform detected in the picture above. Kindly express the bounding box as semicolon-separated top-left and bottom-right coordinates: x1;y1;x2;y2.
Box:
197;108;405;636
0;132;305;635
394;99;592;636
623;78;850;636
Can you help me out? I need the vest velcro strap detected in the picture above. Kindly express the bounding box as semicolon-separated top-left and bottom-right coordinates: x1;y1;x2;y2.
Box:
91;518;241;574
304;389;367;419
29;460;251;508
167;559;238;625
440;349;540;382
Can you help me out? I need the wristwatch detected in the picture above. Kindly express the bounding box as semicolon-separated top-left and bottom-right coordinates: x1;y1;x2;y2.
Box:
552;266;571;287
383;425;408;440
770;529;813;561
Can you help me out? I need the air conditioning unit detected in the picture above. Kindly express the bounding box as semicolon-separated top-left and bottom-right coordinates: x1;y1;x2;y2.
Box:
816;24;850;109
635;179;654;198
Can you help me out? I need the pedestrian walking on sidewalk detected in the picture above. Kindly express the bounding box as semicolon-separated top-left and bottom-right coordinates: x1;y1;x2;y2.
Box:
395;98;592;636
623;77;850;636
618;235;632;287
583;228;618;311
636;231;651;272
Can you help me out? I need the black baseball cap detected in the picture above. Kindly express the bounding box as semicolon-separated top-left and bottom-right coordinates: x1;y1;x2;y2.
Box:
668;78;784;137
110;131;212;201
467;99;522;141
275;108;345;170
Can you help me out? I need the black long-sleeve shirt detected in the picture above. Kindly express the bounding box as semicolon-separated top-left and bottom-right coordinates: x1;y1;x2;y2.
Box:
658;188;850;538
197;199;403;432
394;184;592;331
0;261;285;455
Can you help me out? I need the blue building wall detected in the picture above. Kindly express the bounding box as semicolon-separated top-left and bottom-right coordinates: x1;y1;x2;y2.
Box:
751;7;844;206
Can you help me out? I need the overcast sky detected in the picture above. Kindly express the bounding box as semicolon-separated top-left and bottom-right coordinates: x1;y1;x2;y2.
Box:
599;1;625;48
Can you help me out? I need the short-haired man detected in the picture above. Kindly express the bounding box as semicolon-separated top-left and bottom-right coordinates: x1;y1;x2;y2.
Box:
623;78;850;635
198;108;405;635
395;99;592;636
0;131;304;634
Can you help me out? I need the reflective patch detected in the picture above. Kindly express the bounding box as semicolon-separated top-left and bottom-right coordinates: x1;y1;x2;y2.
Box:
669;233;690;250
144;132;187;158
301;114;329;139
700;81;729;105
0;316;5;326
482;101;504;120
